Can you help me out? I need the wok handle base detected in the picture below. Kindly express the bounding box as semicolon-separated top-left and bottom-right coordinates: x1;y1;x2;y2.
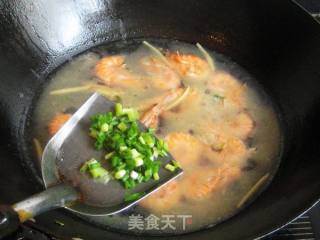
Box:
0;184;79;239
0;205;20;239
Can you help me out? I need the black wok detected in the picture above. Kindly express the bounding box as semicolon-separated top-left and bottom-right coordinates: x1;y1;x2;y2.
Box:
0;0;320;239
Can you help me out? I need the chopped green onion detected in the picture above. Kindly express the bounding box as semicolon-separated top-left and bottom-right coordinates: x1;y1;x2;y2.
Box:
134;157;144;167
213;94;225;101
115;169;126;179
137;174;144;183
80;158;99;173
164;160;181;173
117;122;127;131
104;152;114;160
152;164;160;174
125;109;139;121
144;168;152;177
165;163;176;172
82;103;172;195
111;156;121;167
131;149;140;158
172;160;182;169
153;148;159;158
144;168;152;181
89;129;98;138
88;162;100;170
120;145;128;151
80;159;111;181
101;123;109;132
80;163;88;173
153;172;160;181
124;192;145;202
115;103;123;116
211;142;225;151
90;167;109;178
124;179;136;189
142;133;155;147
139;136;146;144
130;170;139;179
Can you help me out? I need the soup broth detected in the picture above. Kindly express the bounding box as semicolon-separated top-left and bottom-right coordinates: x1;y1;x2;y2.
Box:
32;39;282;235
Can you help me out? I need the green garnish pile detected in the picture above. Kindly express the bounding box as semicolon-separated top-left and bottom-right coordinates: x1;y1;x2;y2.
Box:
80;103;170;190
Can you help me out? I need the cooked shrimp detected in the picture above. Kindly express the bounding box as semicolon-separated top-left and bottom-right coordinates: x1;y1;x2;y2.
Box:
48;113;71;136
196;126;228;151
196;123;252;164
140;88;184;128
139;180;181;212
167;52;210;79
137;87;189;114
207;71;246;108
203;133;250;164
136;95;167;112
168;88;202;111
95;55;144;88
165;132;205;168
159;89;203;121
182;166;241;201
218;137;252;164
140;56;181;90
196;112;254;147
226;112;255;139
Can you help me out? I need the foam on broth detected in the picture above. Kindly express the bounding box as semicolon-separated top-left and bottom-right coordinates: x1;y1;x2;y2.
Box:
32;39;282;235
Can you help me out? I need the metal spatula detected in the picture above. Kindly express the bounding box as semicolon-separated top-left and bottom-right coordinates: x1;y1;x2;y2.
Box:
0;93;183;238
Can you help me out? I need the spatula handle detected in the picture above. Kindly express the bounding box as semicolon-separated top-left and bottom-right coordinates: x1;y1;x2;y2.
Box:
0;184;79;239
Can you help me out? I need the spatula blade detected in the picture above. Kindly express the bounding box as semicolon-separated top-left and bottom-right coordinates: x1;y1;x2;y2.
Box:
42;93;183;216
